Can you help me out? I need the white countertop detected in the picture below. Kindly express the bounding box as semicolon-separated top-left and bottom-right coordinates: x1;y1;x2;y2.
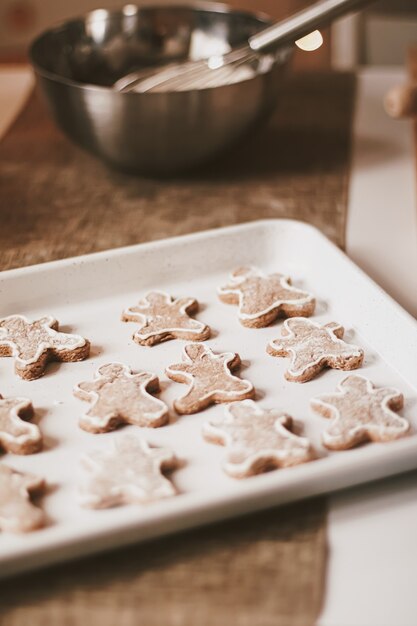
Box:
320;68;417;626
1;66;417;626
346;68;417;318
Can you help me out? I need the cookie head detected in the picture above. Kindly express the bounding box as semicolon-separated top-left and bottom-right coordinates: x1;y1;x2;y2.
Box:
97;363;128;379
183;343;207;362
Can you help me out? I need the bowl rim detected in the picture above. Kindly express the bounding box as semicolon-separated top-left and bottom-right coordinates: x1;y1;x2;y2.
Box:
29;1;280;95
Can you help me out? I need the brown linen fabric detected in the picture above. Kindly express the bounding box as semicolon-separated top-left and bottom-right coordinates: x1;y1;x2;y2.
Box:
0;71;355;272
0;500;327;626
0;70;355;625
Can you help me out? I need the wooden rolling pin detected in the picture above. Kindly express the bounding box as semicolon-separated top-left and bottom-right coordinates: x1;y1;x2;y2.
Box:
384;82;417;118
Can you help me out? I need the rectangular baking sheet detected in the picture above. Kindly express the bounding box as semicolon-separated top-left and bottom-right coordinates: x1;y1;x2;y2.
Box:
1;219;417;579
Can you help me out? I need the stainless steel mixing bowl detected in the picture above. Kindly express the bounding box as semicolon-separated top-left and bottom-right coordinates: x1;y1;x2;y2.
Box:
29;3;292;175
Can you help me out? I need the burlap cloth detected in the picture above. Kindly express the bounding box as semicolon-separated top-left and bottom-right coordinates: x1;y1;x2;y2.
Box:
0;70;355;626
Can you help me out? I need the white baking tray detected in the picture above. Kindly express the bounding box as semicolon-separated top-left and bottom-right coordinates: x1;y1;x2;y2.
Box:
1;219;417;579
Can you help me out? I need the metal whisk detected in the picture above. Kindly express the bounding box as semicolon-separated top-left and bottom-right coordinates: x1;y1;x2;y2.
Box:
114;0;375;94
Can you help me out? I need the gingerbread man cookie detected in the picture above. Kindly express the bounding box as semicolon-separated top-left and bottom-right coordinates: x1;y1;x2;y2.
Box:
267;318;364;382
203;400;313;478
218;266;315;328
0;464;46;533
80;436;179;509
0;395;42;454
74;363;169;433
166;344;255;415
311;375;410;450
122;291;210;346
0;315;90;380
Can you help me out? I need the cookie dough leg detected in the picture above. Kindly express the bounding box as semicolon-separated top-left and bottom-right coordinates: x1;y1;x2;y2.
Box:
322;421;367;450
173;387;208;415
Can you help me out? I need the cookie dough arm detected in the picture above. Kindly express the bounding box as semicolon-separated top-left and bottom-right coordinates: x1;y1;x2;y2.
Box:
0;338;14;356
311;395;344;418
121;307;147;323
51;331;90;358
176;298;199;314
138;372;160;394
76;380;103;395
37;316;58;329
267;336;297;356
324;322;344;338
217;283;241;305
377;388;404;411
223;352;241;372
166;363;191;379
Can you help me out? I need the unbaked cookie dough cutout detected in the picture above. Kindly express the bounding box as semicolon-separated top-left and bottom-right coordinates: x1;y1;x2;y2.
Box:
80;436;179;509
203;400;313;478
267;318;364;382
218;266;315;328
311;374;410;450
166;343;255;415
0;314;90;380
122;291;210;346
74;363;169;433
